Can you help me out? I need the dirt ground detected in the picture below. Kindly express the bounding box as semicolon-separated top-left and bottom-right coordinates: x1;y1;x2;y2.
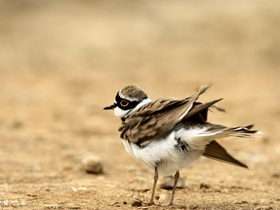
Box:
0;1;280;209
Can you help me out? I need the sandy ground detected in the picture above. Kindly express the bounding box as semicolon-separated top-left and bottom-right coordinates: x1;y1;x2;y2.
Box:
0;1;280;209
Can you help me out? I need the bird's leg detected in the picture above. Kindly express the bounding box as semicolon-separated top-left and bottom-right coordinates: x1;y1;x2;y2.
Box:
147;166;159;206
168;170;180;206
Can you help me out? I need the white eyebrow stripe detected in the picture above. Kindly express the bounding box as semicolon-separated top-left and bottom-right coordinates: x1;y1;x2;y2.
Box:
119;92;139;102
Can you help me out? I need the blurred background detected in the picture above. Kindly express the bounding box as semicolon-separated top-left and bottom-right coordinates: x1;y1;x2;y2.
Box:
0;0;279;208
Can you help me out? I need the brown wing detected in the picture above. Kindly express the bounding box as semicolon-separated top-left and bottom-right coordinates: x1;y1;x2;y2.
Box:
203;140;248;168
119;84;216;143
119;98;187;143
183;98;224;122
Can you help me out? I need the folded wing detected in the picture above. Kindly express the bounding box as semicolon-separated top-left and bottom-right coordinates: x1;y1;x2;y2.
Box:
119;84;222;144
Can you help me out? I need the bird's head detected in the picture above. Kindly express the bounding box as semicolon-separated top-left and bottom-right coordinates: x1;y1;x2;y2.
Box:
104;85;151;121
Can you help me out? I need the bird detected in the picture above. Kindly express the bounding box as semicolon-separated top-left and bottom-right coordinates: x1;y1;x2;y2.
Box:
104;84;261;206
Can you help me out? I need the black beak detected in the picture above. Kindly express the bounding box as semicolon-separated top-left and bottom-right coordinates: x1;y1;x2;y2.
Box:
103;104;116;110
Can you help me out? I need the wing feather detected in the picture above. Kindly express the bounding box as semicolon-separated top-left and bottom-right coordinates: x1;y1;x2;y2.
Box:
119;84;218;143
203;140;248;168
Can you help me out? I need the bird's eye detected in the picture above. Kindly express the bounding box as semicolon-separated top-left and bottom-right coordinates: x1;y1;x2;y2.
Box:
120;100;129;107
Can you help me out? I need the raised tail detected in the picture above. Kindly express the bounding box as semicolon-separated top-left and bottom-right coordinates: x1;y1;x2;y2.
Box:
201;124;262;140
200;124;262;168
228;124;262;137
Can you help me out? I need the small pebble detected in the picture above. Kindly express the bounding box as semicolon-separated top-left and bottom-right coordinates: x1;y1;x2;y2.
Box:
44;204;61;209
131;198;142;207
178;205;187;209
214;186;221;192
108;202;120;207
77;187;87;191
10;120;23;129
272;172;280;178
221;188;229;193
11;200;19;207
254;206;273;210
71;187;78;192
235;200;248;204
67;206;81;209
158;193;169;201
189;204;199;209
27;193;38;197
78;155;103;174
134;176;148;182
200;182;211;190
160;176;185;189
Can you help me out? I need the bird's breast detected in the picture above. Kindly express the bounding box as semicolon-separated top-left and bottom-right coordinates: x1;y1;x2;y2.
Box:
122;131;204;175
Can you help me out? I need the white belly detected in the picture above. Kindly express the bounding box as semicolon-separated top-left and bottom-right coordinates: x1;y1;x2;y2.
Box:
122;131;204;175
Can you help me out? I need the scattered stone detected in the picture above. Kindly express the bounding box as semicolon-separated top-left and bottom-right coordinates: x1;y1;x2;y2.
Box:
71;187;78;192
140;207;149;210
189;204;199;209
221;188;229;193
10;120;23;129
126;193;133;198
272;172;280;178
134;176;148;182
70;186;88;193
235;200;248;204
67;205;81;209
27;193;38;197
44;204;61;209
78;155;103;174
160;176;185;189
200;182;211;190
77;187;87;191
178;204;187;209
155;195;160;200
254;206;273;210
136;188;150;193
11;200;19;207
157;193;170;202
25;164;41;172
131;198;142;207
213;186;221;192
108;202;120;207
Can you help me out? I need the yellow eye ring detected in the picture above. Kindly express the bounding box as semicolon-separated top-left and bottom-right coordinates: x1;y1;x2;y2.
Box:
120;100;129;107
